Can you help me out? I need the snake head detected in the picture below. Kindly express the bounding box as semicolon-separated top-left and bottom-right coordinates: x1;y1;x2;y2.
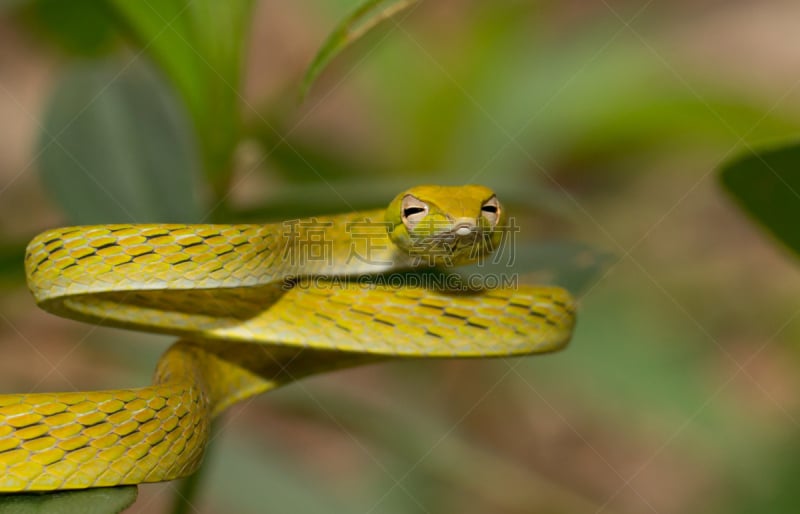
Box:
386;184;507;266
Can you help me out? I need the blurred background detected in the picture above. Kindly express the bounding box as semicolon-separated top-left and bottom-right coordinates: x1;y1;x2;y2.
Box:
2;0;800;512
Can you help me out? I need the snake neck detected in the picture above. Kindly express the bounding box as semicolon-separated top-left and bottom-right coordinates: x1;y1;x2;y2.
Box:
272;208;414;278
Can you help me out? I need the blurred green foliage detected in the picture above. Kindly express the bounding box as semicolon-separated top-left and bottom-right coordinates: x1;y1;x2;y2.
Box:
720;143;800;260
107;0;253;194
2;0;800;513
17;0;117;56
38;61;201;224
300;0;420;99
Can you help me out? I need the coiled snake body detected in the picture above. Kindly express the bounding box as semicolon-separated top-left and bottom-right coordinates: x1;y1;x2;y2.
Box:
0;185;575;492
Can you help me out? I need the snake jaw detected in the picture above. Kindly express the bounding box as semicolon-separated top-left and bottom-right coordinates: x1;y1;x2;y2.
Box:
399;223;495;267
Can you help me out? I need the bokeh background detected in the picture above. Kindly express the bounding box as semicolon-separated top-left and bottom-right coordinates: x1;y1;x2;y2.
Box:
2;0;800;512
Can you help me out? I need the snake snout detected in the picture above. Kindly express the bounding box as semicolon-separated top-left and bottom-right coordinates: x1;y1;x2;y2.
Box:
451;218;477;237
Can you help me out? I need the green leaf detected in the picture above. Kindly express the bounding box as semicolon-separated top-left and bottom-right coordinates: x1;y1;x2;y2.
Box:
300;0;420;100
0;486;137;514
37;60;202;224
0;243;27;284
106;0;254;191
17;0;118;56
457;241;614;296
512;241;614;296
719;142;800;259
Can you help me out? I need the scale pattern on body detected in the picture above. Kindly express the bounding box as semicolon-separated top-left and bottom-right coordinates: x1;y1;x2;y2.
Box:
0;185;576;491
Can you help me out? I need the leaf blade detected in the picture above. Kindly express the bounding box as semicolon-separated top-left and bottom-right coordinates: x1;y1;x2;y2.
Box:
719;142;800;258
106;0;254;187
0;486;137;514
37;61;202;224
300;0;420;100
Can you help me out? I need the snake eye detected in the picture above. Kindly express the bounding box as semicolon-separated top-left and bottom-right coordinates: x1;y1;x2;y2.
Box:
401;195;429;230
403;207;426;217
480;196;501;226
